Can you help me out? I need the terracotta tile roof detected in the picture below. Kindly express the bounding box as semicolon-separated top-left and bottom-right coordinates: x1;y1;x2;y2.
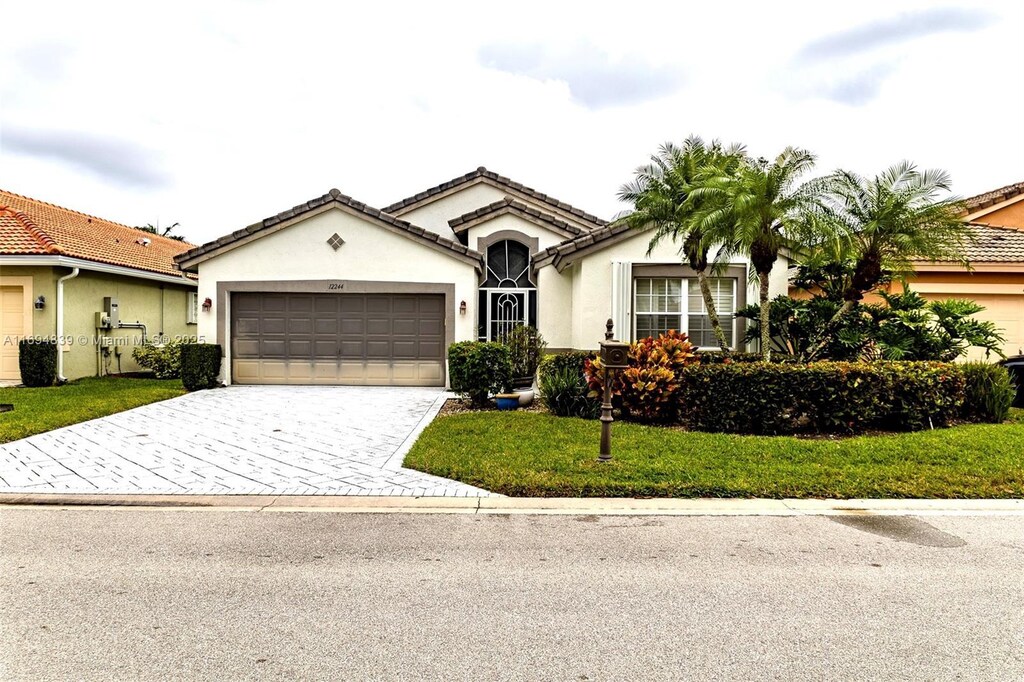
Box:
448;196;586;237
383;167;609;228
0;189;194;278
176;188;484;270
959;223;1024;262
962;181;1024;213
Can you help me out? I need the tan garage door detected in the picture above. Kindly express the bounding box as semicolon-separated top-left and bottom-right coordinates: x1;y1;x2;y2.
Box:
1;286;26;382
923;293;1024;360
231;292;446;386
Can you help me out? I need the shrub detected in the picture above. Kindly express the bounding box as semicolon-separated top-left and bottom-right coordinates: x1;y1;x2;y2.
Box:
18;339;57;387
960;362;1014;424
678;361;965;434
505;326;547;382
131;340;183;379
539;351;593;377
585;331;698;424
448;341;512;407
539;363;600;419
181;343;222;391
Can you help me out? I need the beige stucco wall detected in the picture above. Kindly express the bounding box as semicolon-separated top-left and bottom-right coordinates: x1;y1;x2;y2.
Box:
537;264;573;349
0;264;195;381
63;270;195;379
194;206;480;383
970;199;1024;229
466;213;568;253
394;183;509;240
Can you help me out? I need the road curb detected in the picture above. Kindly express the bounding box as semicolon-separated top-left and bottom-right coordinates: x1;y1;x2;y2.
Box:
1;493;1023;516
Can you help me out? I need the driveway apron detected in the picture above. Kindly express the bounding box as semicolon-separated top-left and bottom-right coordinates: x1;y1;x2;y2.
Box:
0;386;493;496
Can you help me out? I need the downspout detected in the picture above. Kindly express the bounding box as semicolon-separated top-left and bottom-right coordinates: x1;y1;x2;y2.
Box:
55;267;80;382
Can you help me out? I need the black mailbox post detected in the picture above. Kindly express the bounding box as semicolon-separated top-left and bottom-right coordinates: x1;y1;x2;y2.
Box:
599;319;629;462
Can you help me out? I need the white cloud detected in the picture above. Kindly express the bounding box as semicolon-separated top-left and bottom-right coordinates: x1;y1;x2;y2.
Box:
0;0;1020;246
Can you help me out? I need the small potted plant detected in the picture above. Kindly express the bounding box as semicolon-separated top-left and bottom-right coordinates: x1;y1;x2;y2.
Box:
504;325;546;405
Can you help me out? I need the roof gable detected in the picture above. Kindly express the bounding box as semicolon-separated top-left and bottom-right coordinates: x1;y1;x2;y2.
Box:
448;197;586;239
0;189;193;277
962;181;1024;222
532;220;637;271
176;188;483;271
383;167;608;229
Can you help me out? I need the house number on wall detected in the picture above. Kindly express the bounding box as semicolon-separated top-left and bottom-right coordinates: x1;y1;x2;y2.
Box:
328;283;344;290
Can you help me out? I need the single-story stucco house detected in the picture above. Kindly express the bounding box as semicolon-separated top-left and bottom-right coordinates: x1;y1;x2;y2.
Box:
902;181;1024;359
0;190;198;382
176;168;790;386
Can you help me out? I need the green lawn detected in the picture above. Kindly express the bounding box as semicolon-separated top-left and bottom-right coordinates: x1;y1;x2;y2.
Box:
0;377;186;444
404;409;1024;499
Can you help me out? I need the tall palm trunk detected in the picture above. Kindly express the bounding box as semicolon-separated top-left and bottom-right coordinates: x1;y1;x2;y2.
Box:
696;268;731;354
758;271;771;362
803;299;857;361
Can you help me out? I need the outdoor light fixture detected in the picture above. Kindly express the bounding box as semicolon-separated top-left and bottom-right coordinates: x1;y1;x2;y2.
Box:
598;319;629;463
459;300;467;315
202;297;213;312
34;296;46;310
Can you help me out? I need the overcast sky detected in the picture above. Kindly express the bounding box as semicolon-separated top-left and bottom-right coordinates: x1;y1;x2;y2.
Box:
2;0;1022;246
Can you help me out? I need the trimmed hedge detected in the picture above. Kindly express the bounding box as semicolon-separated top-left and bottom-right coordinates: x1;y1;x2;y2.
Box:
678;361;965;434
181;343;222;391
694;351;798;364
19;339;57;387
448;341;512;407
961;362;1015;424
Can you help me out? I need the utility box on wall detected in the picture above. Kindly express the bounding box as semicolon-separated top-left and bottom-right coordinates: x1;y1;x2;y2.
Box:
103;297;120;329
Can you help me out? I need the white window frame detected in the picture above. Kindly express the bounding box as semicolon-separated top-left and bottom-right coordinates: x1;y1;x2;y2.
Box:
632;277;737;350
187;291;199;325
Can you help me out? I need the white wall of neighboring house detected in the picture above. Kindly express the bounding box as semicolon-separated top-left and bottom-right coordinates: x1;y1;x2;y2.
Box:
393;182;508;240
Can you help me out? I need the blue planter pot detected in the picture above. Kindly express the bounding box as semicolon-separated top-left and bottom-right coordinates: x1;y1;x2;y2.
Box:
495;395;519;411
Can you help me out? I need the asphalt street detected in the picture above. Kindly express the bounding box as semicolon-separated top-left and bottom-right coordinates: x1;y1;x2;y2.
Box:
1;508;1022;681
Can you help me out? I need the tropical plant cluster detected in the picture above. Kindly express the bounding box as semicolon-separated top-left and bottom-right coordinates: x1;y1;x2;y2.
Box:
620;136;982;363
583;330;699;423
538;352;599;419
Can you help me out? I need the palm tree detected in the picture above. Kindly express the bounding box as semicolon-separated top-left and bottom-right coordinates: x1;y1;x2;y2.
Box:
137;221;185;242
618;137;745;353
692;147;821;361
802;162;969;361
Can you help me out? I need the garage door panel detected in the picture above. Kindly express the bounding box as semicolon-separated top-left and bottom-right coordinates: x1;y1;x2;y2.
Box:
340;318;365;335
366;340;391;358
314;317;339;334
231;291;445;386
339;340;364;357
260;339;287;357
261;317;287;335
314;339;338;357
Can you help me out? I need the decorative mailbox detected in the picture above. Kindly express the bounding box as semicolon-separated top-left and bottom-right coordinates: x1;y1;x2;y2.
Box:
598;319;630;462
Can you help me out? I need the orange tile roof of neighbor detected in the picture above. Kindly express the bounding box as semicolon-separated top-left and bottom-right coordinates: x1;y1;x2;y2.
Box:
0;189;193;278
963;181;1024;212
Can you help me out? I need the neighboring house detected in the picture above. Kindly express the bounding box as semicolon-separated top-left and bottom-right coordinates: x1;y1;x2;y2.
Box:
176;167;790;386
905;182;1024;359
0;190;198;382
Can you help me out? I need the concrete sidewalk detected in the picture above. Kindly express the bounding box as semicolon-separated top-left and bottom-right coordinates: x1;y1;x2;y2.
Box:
2;493;1022;516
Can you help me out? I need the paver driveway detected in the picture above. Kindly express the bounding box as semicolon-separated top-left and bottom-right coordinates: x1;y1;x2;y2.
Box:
0;386;494;496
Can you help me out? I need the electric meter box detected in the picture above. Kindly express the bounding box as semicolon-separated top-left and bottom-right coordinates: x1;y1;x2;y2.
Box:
103;297;120;328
